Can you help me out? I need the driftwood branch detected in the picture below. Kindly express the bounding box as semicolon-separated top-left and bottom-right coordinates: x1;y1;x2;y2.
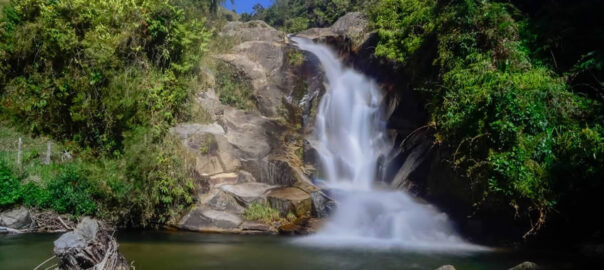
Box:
33;255;56;270
57;216;73;230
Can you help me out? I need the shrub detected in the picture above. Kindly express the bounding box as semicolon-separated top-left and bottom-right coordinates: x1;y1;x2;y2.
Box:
0;0;210;227
45;165;97;216
114;129;195;227
216;63;256;110
243;203;282;224
369;0;604;237
0;0;211;154
0;160;20;208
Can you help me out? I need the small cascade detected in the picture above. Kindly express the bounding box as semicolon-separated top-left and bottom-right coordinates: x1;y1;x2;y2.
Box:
291;37;486;251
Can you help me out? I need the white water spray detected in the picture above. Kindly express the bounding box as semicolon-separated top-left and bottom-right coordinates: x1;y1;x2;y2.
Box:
292;37;486;251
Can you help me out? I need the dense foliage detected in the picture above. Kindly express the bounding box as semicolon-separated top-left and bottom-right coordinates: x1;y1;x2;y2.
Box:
370;0;604;237
241;0;372;32
0;0;210;154
0;159;97;215
0;0;212;226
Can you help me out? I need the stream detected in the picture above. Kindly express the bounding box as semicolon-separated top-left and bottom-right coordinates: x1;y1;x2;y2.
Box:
0;232;592;270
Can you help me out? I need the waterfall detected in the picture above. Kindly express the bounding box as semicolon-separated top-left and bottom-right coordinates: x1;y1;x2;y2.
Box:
292;37;486;251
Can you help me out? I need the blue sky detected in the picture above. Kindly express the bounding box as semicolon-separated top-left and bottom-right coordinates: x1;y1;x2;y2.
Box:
223;0;273;14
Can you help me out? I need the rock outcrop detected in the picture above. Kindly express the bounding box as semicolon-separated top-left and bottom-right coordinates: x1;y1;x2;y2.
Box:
267;187;312;217
0;207;32;231
171;20;334;234
297;12;371;51
435;265;456;270
53;218;129;270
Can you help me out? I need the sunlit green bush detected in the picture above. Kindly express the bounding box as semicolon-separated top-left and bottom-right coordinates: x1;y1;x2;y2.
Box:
370;0;604;235
0;0;210;154
0;0;208;226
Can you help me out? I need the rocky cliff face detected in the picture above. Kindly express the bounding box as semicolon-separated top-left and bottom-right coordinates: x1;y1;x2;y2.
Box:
170;20;333;234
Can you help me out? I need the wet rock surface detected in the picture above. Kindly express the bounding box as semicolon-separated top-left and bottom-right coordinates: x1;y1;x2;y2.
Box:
53;218;129;270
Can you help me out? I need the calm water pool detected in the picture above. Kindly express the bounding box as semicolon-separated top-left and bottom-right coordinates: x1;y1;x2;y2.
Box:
0;231;598;269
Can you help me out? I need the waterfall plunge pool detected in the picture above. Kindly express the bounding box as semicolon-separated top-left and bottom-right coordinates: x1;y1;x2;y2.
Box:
0;231;596;270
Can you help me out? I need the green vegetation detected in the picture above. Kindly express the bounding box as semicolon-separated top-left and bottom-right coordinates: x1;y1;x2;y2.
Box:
1;0;601;243
0;0;212;227
369;0;604;237
215;63;256;110
0;124;195;226
243;202;282;224
242;0;373;32
0;0;8;16
287;50;304;67
198;134;216;155
0;0;210;154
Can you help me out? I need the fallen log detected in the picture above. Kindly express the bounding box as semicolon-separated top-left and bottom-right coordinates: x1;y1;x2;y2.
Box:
52;218;129;270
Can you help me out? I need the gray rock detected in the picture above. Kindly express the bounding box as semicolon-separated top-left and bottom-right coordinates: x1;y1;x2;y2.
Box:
0;207;32;229
237;170;257;183
178;208;243;233
218;20;291;117
222;20;285;43
240;221;277;234
234;41;284;76
220;182;275;207
297;12;371;49
435;265;456;270
330;12;369;38
309;191;336;218
54;218;99;253
251;158;304;186
171;123;241;175
509;261;539;270
222;108;272;158
206;189;246;215
170;123;225;138
208;173;240;189
293;177;336;218
53;218;128;270
267;187;312;217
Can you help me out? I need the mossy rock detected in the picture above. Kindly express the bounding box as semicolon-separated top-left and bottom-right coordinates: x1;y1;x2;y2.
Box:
267;187;311;217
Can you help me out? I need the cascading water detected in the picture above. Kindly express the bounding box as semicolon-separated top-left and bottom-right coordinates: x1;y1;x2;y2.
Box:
292;37;486;251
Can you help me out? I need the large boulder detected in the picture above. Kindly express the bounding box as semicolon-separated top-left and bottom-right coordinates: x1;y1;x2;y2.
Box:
222;20;285;43
435;266;456;270
297;12;371;50
207;173;240;189
178;208;243;233
309;191;336;218
220;182;275;207
205;189;246;215
267;187;312;217
53;218;128;270
0;207;32;230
